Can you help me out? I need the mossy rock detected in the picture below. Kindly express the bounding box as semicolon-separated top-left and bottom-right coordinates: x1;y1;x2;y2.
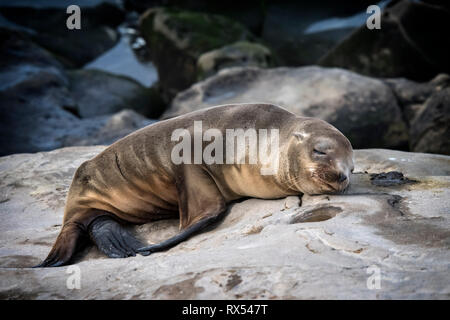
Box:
139;7;254;100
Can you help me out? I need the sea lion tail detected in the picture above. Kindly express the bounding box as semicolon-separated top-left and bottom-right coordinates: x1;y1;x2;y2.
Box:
33;220;87;268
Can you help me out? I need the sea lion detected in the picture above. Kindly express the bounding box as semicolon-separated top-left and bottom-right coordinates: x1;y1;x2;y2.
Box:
36;103;354;267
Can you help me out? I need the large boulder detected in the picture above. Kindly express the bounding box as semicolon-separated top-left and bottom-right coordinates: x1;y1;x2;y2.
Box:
0;28;77;155
67;69;164;119
409;87;450;155
139;7;256;100
0;80;155;154
319;0;450;81
164;66;408;150
385;74;450;155
384;77;435;125
0;147;449;299
0;27;63;70
0;1;125;67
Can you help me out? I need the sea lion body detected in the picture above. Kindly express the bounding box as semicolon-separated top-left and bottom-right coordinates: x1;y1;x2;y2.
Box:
37;104;354;267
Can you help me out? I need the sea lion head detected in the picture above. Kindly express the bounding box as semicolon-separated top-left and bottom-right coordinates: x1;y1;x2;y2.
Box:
284;118;354;195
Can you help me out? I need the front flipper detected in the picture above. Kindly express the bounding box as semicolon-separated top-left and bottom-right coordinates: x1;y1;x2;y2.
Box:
88;216;150;258
137;215;220;254
137;164;227;255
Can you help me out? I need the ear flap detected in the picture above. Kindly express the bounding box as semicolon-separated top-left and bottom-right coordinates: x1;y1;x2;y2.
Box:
293;131;309;143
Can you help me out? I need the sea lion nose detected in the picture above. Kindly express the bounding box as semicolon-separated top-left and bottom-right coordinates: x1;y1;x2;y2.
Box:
338;172;347;183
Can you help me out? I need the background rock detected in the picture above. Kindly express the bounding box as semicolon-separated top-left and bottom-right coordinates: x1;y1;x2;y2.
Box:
385;74;450;155
0;1;125;67
125;0;266;34
409;87;450;155
165;66;408;149
0;147;448;299
60;109;156;147
139;7;255;100
0;28;77;155
67;69;164;118
197;41;273;80
127;1;381;67
0;28;157;156
319;0;450;81
0;27;63;70
384;77;434;125
261;0;378;66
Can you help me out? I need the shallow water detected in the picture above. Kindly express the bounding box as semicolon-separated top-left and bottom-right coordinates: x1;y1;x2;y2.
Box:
84;26;158;87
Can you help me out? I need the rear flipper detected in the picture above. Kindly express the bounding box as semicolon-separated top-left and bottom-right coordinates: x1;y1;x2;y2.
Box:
33;222;87;268
34;214;149;268
88;216;150;258
137;165;227;255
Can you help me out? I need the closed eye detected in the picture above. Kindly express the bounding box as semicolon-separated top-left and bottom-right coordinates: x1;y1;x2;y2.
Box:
313;149;326;155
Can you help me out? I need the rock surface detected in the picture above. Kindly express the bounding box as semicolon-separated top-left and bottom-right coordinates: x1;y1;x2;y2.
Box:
0;147;449;299
165;66;408;149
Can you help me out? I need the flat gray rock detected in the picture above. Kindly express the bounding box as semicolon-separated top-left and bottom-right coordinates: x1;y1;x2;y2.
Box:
0;147;449;299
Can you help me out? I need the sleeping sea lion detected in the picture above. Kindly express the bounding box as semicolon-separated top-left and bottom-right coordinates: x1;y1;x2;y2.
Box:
36;103;354;267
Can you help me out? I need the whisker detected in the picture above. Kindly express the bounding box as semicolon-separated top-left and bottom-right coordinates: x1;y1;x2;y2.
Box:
284;176;302;190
